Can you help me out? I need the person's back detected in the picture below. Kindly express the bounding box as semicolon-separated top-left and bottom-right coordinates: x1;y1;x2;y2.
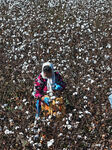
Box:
32;71;66;98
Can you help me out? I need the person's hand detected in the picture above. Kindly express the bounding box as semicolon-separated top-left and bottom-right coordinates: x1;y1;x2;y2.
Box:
43;97;50;105
53;83;62;91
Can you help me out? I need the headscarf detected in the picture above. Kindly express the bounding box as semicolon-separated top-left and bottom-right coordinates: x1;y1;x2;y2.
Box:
41;62;55;95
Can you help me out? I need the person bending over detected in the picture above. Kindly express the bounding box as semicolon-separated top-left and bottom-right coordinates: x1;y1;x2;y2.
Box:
32;62;66;118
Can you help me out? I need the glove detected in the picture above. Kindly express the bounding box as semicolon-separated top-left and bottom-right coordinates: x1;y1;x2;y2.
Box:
43;97;50;105
53;83;62;91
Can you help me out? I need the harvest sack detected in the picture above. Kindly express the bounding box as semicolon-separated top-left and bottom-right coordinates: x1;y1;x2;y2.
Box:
41;95;66;119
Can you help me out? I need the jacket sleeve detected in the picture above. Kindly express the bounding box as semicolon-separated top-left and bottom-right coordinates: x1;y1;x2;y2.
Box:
32;75;44;98
56;72;66;90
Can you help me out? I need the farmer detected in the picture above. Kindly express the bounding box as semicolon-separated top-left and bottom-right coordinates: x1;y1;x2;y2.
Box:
32;62;66;118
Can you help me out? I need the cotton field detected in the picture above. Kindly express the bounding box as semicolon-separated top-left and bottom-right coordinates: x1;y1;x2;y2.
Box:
0;0;112;149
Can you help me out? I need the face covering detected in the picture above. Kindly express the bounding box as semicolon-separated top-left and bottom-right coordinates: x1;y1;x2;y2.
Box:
41;62;55;96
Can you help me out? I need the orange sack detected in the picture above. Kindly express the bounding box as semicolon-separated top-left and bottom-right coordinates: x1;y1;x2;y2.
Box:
41;95;66;118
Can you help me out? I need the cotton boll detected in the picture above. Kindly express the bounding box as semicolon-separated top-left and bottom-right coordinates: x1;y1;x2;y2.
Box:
73;92;78;95
47;49;49;53
47;139;54;148
0;17;2;21
63;124;67;128
93;60;97;64
95;144;101;147
85;57;89;63
15;106;18;109
79;111;83;114
85;110;91;115
109;88;112;92
87;87;90;91
90;79;94;84
91;122;95;128
26;115;31;119
84;136;87;140
78;56;81;59
99;47;103;50
22;62;29;71
0;117;4;120
81;25;84;29
104;55;110;59
60;47;63;51
46;118;49;122
4;129;14;134
67;125;72;130
4;129;10;134
77;135;82;139
33;143;39;148
37;128;41;134
102;113;105;117
4;104;8;107
58;133;63;137
87;28;92;33
106;43;111;49
1;105;5;109
14;55;17;60
66;64;70;68
9;130;14;134
66;117;68;120
9;119;13;122
69;113;72;117
13;80;15;83
19;132;23;135
64;67;67;71
76;23;80;27
47;122;50;126
107;66;111;71
30;140;34;144
25;102;29;105
62;118;66;121
73;109;76;112
34;33;38;37
25;128;28;132
79;114;84;118
25;111;29;114
66;121;69;125
4;126;7;130
22;99;26;102
84;105;87;108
